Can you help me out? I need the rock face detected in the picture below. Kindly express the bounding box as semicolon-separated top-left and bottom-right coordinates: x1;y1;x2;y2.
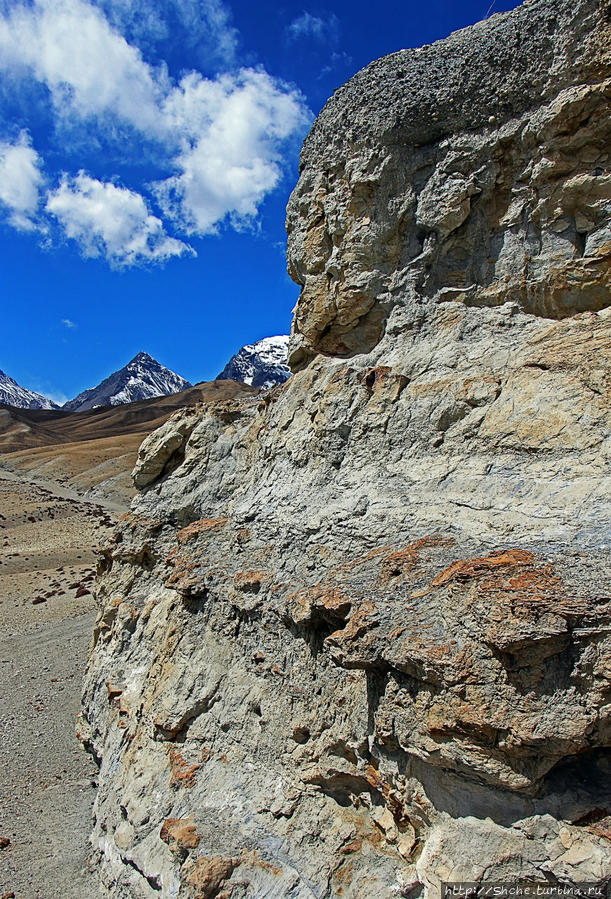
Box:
286;0;610;366
80;1;611;896
64;352;191;412
216;335;291;389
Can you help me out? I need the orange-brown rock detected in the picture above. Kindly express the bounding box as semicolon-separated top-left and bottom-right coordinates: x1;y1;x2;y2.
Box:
160;817;201;855
180;856;237;899
168;749;200;790
176;519;229;545
429;548;535;588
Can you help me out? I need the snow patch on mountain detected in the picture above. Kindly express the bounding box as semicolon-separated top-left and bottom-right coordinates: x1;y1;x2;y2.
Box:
0;369;59;410
216;335;290;389
64;352;192;412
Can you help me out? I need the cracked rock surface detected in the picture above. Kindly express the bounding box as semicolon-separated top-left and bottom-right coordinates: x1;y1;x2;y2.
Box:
80;0;611;895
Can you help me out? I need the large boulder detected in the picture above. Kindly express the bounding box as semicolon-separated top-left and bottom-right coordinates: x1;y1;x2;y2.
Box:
80;1;611;896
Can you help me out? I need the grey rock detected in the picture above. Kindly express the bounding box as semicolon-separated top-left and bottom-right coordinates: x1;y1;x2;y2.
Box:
286;0;610;361
80;1;611;896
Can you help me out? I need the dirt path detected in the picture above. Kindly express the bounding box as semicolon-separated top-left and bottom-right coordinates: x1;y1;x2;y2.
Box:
0;471;123;898
0;465;128;513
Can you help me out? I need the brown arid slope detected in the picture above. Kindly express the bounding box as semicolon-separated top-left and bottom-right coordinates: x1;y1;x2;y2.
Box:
79;0;611;896
0;381;255;505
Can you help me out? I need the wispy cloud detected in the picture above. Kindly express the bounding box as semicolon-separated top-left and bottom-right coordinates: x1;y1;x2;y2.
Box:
46;173;193;266
0;132;43;230
44;389;68;405
94;0;239;69
61;318;77;328
0;0;311;262
318;50;353;80
287;11;340;44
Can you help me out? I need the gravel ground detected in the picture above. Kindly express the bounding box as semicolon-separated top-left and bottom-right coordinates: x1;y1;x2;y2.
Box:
0;471;121;898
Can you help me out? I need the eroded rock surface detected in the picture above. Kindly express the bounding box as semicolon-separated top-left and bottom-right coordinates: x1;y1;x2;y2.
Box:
80;0;611;895
287;0;610;363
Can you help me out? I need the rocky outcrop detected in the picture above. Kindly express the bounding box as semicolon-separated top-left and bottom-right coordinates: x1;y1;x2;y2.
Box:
286;0;610;366
80;1;611;896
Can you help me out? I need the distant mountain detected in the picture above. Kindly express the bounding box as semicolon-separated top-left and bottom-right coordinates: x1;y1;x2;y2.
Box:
64;352;192;412
0;369;59;410
216;335;290;389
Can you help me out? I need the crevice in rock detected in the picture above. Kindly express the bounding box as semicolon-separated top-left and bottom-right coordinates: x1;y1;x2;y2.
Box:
574;230;587;258
80;733;102;768
538;748;611;813
366;669;390;739
124;857;162;892
182;594;209;614
305;770;383;808
523;362;550;371
572;806;611;826
285;599;353;657
306;617;346;656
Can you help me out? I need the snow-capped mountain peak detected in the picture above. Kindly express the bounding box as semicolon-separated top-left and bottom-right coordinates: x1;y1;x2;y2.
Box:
216;335;290;389
130;351;155;364
0;369;59;410
63;352;192;412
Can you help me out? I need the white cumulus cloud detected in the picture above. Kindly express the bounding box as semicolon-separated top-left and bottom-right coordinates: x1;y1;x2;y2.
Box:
157;69;310;234
0;0;165;134
46;173;193;266
0;0;311;260
0;132;43;230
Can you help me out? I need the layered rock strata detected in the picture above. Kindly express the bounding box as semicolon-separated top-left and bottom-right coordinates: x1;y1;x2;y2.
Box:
80;0;611;895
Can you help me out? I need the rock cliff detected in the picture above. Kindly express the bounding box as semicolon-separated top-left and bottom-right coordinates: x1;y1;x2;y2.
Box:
79;0;611;895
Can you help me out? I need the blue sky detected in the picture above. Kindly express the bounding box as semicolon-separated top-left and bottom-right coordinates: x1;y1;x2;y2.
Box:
0;0;522;403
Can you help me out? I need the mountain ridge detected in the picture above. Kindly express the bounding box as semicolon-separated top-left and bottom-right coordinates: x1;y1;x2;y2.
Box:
1;338;289;415
0;369;60;411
